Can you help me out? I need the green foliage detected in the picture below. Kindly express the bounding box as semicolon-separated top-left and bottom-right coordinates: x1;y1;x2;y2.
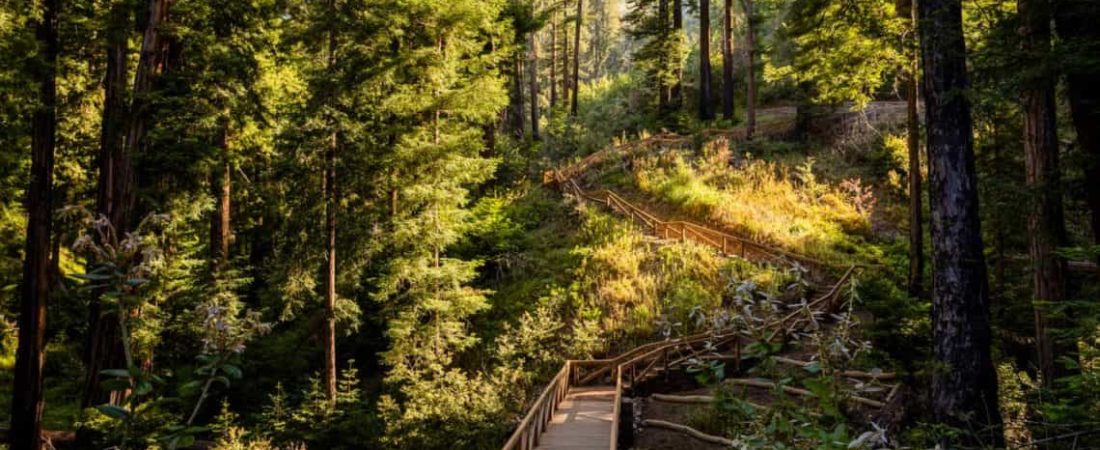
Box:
766;0;906;107
258;366;381;449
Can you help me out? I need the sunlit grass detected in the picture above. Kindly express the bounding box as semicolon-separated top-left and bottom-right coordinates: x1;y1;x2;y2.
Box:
630;147;873;264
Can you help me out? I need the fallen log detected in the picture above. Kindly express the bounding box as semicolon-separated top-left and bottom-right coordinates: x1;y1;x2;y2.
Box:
642;419;736;446
726;378;886;409
772;356;897;380
652;393;715;404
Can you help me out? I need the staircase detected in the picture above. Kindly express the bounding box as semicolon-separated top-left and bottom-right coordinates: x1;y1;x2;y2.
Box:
536;386;616;450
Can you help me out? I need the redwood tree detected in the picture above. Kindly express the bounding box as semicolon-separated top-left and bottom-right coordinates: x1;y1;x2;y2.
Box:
570;0;581;116
917;0;1003;444
1020;0;1070;386
742;0;756;137
698;0;714;120
12;0;58;448
84;0;173;408
720;0;734;121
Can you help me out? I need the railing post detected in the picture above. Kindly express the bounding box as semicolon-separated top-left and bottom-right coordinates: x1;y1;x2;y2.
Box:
740;240;745;257
722;236;727;254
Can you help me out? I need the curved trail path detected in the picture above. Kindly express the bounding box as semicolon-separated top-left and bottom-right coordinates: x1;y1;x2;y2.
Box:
505;104;907;450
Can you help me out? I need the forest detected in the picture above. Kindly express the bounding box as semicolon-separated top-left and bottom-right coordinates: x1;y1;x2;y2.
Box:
1;0;1099;448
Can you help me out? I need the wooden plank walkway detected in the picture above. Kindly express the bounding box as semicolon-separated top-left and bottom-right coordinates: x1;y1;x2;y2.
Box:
535;386;616;450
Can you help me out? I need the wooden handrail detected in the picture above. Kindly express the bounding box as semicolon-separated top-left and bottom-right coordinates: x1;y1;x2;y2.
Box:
779;265;859;331
575;186;850;272
501;362;573;450
608;333;743;450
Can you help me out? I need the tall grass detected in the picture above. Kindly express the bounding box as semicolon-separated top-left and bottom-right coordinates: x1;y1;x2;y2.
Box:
631;147;873;263
569;207;804;346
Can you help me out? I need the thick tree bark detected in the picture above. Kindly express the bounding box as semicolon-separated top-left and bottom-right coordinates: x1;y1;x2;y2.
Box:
1020;0;1070;387
917;0;1003;445
720;0;734;120
570;0;582;117
529;32;540;139
698;0;713;120
671;0;683;108
742;0;756;138
12;1;58;448
1053;0;1100;246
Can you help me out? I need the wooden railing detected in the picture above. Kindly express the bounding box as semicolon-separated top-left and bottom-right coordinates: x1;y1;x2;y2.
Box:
500;267;858;450
500;359;613;450
609;332;743;450
567;182;848;272
505;117;871;450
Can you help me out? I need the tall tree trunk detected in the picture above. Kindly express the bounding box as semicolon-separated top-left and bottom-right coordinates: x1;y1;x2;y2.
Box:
508;53;525;136
1053;1;1100;247
720;0;734;120
698;0;713;120
211;119;231;272
898;0;923;298
906;73;923;297
743;0;756;138
917;0;1003;445
658;0;670;115
550;19;558;108
570;0;582;117
85;0;170;408
125;0;170;167
323;131;337;402
84;0;130;410
323;3;338;402
529;32;540;139
671;0;683;108
12;1;57;448
562;17;570;107
1020;0;1070;387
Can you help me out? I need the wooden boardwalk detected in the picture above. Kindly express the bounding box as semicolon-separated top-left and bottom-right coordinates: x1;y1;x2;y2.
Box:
535;386;616;450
